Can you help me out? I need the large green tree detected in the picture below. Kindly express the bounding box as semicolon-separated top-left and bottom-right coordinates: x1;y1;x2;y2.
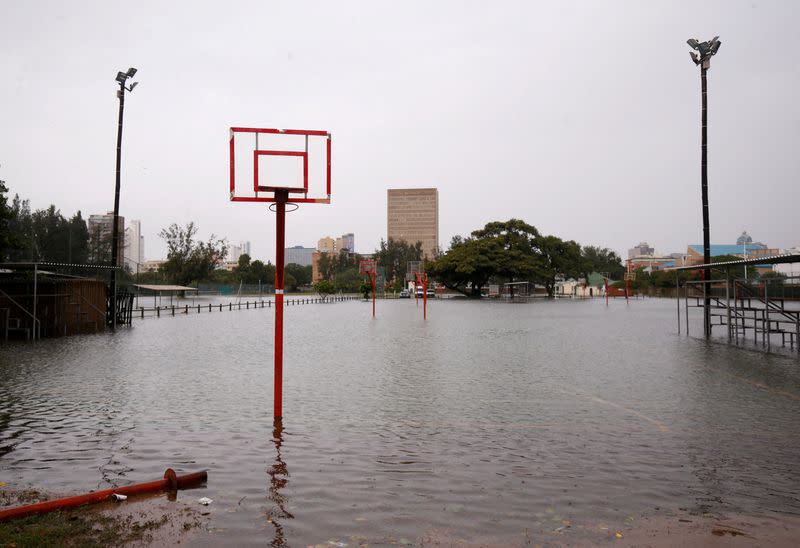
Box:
0;181;21;260
374;238;423;289
159;222;228;285
285;263;312;289
580;245;625;281
426;235;495;297
533;235;583;297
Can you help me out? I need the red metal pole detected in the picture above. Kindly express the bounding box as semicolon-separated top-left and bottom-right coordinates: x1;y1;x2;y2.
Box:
625;278;630;303
423;274;428;320
274;191;287;420
0;469;207;523
604;278;609;306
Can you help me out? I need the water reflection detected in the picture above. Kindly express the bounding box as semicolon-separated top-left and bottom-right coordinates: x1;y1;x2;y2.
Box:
266;418;292;547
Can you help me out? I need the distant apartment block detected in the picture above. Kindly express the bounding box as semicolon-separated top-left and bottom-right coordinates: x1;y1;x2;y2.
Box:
229;241;251;263
387;188;439;259
123;219;144;272
285;245;315;267
317;236;335;254
88;211;125;266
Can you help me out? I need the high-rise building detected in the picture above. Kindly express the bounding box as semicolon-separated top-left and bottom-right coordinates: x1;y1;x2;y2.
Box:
387;188;439;259
229;241;252;263
88;211;125;266
123;219;144;272
285;245;315;267
339;233;355;253
627;242;654;259
317;236;335;254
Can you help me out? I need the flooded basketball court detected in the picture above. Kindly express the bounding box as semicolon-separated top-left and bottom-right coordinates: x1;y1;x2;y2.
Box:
1;297;799;545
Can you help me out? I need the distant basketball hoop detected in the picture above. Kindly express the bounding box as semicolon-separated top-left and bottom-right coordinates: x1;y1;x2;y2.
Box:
359;259;377;318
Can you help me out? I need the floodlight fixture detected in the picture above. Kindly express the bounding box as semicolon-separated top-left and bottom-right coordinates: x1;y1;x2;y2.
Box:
686;36;722;66
115;71;127;84
126;67;137;78
127;82;138;92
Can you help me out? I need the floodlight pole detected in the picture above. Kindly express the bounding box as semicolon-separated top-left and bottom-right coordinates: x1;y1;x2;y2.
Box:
110;80;126;331
700;62;711;337
688;37;720;338
110;68;137;331
274;190;288;420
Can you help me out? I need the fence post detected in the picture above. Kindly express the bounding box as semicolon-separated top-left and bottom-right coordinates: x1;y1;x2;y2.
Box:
157;307;160;318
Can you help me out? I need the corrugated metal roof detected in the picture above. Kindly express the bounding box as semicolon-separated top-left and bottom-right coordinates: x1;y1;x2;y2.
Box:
133;284;198;292
666;253;800;271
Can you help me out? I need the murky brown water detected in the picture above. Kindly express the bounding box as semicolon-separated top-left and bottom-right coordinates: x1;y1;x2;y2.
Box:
1;298;799;545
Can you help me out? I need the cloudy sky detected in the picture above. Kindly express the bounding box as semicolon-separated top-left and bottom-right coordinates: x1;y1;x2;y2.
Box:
1;1;798;263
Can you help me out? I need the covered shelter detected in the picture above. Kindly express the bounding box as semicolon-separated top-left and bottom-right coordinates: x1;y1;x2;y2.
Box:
132;284;199;308
0;262;118;340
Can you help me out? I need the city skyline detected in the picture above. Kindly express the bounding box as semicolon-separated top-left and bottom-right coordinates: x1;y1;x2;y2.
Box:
2;2;798;265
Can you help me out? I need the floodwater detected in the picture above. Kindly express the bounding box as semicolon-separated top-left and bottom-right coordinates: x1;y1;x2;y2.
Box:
1;297;799;545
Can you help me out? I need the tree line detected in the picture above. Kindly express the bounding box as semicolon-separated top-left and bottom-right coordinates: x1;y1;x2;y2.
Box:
426;219;625;298
0;185;626;296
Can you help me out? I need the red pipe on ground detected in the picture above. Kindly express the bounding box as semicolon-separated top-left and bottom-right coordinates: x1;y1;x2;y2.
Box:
0;468;207;523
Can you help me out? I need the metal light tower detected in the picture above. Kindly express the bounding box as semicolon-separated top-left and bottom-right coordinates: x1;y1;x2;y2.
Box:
110;67;138;331
688;36;721;338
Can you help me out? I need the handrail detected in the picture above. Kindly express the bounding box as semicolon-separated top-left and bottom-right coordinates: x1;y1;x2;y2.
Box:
0;288;41;340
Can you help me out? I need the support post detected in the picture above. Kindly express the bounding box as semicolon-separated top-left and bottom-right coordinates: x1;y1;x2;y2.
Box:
725;270;731;342
685;284;689;335
273;190;287;420
676;273;680;334
32;264;38;341
111;82;125;332
371;272;376;318
423;273;428;320
765;281;770;351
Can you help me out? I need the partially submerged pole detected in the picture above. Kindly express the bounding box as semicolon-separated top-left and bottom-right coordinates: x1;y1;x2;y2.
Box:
274;190;287;420
0;469;207;523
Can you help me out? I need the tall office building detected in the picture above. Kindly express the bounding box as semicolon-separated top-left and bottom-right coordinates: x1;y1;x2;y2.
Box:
285;245;315;266
88;211;125;266
123;219;144;272
387;188;439;259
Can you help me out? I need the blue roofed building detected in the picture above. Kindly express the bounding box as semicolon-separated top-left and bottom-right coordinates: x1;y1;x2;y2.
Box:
686;235;781;274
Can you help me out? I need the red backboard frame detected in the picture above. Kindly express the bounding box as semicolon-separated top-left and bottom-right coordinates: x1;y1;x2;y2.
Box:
229;127;331;204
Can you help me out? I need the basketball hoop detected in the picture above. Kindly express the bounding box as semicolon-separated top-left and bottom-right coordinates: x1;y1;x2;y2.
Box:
268;202;299;213
229;126;332;422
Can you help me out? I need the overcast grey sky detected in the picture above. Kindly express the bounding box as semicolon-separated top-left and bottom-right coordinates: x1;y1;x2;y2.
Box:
1;0;798;263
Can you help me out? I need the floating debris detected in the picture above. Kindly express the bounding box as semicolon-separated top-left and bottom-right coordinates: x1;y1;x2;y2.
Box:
198;497;213;506
111;493;127;502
